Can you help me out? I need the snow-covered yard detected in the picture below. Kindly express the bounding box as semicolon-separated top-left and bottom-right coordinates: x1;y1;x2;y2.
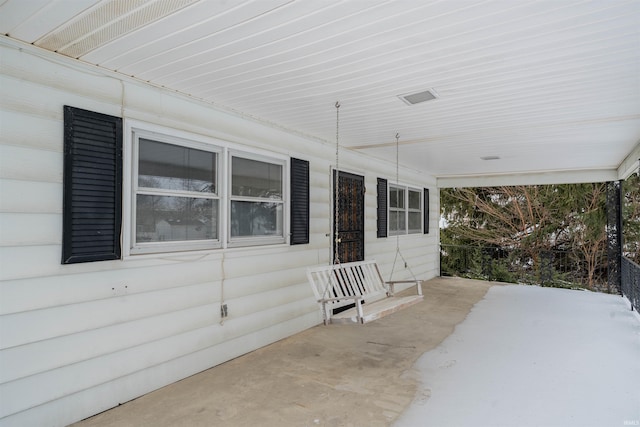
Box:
396;285;640;427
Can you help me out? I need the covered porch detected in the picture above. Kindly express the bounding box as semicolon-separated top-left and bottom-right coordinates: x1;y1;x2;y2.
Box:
72;277;640;427
1;2;639;425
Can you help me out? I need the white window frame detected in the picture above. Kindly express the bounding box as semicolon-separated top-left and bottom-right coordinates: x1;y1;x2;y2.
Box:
227;150;287;248
128;128;222;255
389;184;423;236
124;120;289;256
407;187;423;234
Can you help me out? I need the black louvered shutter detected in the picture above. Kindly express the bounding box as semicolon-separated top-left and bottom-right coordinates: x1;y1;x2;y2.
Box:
377;178;388;238
62;106;122;264
424;188;430;234
290;158;309;245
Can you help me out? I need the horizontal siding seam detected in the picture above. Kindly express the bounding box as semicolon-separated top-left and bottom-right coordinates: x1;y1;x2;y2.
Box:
228;289;314;318
0;278;216;319
0;142;63;154
0;275;218;315
0;307;319;419
0;293;218;351
0;176;62;185
0;251;222;281
0;306;218;385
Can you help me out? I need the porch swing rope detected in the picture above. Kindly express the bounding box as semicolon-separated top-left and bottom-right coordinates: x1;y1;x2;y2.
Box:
321;102;341;304
388;133;418;283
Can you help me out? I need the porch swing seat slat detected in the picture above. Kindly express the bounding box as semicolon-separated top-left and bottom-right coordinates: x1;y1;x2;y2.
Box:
307;260;423;324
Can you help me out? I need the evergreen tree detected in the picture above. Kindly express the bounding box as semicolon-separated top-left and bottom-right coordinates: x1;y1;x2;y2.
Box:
441;175;639;290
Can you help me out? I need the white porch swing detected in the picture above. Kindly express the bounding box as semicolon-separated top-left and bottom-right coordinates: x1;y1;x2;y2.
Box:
306;103;423;324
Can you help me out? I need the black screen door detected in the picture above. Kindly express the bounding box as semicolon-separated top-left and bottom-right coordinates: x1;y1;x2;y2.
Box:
333;170;365;263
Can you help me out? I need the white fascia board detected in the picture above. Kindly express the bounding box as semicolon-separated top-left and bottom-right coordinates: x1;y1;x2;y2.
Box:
437;169;619;188
617;142;640;180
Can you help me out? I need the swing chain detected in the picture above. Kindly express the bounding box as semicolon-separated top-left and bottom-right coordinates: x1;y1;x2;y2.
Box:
388;132;419;283
395;132;400;186
334;101;341;265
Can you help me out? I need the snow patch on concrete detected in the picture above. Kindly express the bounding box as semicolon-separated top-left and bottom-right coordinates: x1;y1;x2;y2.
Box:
396;285;640;427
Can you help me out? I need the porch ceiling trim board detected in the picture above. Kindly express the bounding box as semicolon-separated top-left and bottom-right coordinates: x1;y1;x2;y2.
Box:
437;169;620;189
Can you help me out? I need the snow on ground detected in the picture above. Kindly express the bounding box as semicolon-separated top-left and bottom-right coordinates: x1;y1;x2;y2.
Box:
395;284;640;427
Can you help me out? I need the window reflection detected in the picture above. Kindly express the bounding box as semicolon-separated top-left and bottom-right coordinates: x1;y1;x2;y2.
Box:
230;156;284;241
232;157;282;198
230;201;283;237
139;139;216;193
136;195;218;242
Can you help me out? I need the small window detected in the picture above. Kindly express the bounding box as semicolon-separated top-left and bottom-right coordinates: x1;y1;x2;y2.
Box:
229;153;285;246
132;134;220;253
389;184;422;235
389;186;406;235
408;189;422;234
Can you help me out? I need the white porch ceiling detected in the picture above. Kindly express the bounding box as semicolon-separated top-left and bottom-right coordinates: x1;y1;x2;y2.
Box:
2;0;639;182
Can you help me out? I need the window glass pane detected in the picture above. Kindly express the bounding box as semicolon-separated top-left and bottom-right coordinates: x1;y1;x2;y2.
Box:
408;212;422;233
389;211;399;231
139;139;216;193
136;195;218;242
389;187;405;208
230;201;283;237
232;157;282;198
391;187;405;208
409;189;421;209
389;210;406;232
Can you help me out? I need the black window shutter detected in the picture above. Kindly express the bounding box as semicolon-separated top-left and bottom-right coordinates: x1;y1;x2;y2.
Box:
424;188;430;234
290;157;310;245
62;106;122;264
377;178;388;238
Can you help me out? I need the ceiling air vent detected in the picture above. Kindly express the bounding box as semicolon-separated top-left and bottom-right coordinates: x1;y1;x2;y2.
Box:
399;89;438;105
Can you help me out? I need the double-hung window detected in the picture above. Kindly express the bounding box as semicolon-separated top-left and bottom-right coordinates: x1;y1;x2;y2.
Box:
229;153;285;246
132;134;220;253
389;184;422;235
129;127;288;253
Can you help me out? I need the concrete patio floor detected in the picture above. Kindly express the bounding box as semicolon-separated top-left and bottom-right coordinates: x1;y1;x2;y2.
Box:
72;277;492;427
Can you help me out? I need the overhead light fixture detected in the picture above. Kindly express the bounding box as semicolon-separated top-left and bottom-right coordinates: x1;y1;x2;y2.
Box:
398;88;439;105
480;156;501;161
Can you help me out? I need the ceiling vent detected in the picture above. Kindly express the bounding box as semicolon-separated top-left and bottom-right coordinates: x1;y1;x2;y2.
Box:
399;89;438;105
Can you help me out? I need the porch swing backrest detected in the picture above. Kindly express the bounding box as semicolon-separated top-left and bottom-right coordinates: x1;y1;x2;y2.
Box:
308;260;389;308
